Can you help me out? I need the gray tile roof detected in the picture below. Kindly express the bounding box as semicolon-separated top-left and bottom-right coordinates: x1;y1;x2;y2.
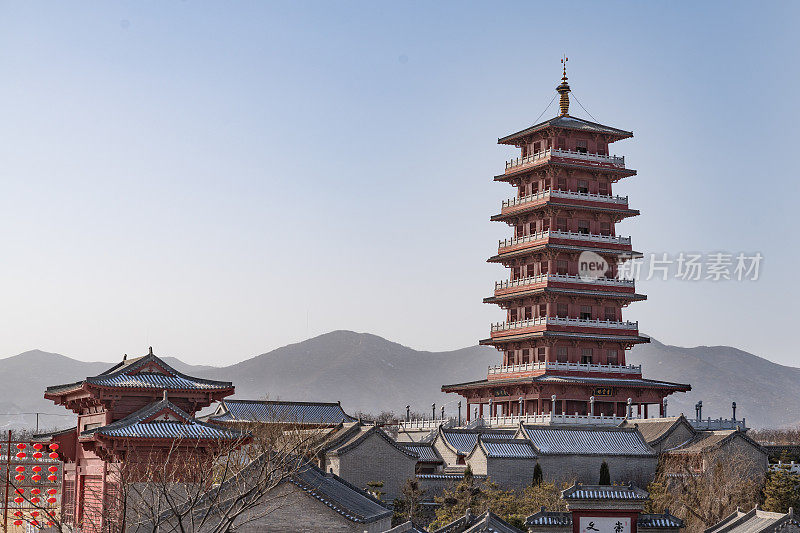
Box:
479;438;538;459
46;352;233;394
440;429;515;455
385;521;430;533
522;426;655;457
498;114;633;145
210;399;356;425
83;398;243;440
619;416;694;445
705;508;798;533
561;483;649;501
403;443;444;463
526;510;682;529
433;510;525;533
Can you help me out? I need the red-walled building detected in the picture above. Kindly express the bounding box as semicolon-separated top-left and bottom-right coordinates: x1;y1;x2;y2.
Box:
442;65;690;421
42;348;239;532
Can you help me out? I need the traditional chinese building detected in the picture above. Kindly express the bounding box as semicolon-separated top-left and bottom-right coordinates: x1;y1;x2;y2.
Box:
442;62;690;422
42;348;240;532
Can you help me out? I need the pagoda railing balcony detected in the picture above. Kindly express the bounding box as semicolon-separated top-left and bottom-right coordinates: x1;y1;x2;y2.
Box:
499;230;631;250
501;189;628;210
487;361;642;376
494;273;634;291
482;412;632;427
505;148;625;172
491;316;638;332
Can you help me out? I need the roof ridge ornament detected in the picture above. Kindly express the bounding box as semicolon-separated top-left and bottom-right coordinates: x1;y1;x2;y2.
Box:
148;346;154;356
557;56;570;116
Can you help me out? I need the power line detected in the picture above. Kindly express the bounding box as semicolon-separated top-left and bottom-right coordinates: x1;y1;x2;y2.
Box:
532;94;557;124
570;91;599;123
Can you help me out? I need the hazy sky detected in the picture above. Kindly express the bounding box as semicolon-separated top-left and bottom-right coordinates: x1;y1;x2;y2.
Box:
1;1;797;366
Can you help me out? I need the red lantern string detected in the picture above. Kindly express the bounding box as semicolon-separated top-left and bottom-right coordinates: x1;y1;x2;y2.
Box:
16;443;26;450
48;443;59;450
46;489;56;495
13;497;23;504
33;443;43;450
16;452;26;459
48;466;58;473
47;475;57;482
15;466;25;473
33;452;43;459
32;474;42;482
32;466;42;472
14;474;24;481
31;497;41;504
48;497;57;504
48;452;59;459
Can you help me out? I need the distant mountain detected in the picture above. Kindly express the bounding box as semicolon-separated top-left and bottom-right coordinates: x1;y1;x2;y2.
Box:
0;332;795;430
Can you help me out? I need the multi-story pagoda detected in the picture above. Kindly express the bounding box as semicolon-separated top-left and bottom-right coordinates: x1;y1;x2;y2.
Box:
443;64;690;422
42;348;240;532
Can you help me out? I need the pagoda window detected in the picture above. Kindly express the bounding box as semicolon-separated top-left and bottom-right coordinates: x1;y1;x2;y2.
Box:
531;182;539;194
557;218;568;232
600;221;611;235
542;218;550;232
526;263;536;277
578;180;589;194
557;259;568;274
605;306;617;321
505;350;514;364
537;304;547;318
576;140;588;154
557;346;569;362
533;141;542;154
83;422;101;432
557;176;567;191
522;145;529;158
525;306;533;320
529;222;537;235
537;347;546;362
540;261;549;274
521;349;530;363
557;303;568;317
558;137;567;149
512;266;522;280
509;309;518;322
581;348;593;364
578;220;590;235
515;224;524;237
607;350;619;365
580;305;592;320
599;181;609;196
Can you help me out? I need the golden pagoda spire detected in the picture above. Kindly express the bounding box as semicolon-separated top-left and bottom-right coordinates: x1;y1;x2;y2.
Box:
556;56;570;116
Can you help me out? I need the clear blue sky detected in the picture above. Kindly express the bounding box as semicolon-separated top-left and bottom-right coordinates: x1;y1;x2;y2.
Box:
1;1;797;366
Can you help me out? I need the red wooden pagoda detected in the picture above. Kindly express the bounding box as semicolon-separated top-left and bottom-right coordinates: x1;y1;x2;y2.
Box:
442;63;690;422
42;348;240;532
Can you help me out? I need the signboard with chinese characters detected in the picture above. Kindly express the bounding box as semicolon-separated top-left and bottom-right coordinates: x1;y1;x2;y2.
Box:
592;387;615;397
579;516;631;533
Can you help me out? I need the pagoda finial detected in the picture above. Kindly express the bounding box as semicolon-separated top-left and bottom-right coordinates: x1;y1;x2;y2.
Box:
148;346;153;356
122;353;127;362
557;55;570;116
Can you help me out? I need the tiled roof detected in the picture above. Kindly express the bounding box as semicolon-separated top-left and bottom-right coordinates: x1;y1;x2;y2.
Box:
526;510;682;529
417;473;487;480
667;430;762;455
385;521;430;533
479;438;538;459
433;510;525;533
83;398;243;440
46;352;233;394
522;426;655;457
498;115;633;145
705;508;798;533
209;399;355;424
561;483;649;501
440;428;515;455
322;422;419;459
403;443;444;463
444;372;689;392
619;416;693;445
290;460;393;524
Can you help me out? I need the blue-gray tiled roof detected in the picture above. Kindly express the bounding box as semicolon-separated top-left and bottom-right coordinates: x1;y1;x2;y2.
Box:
526;510;681;529
479;438;538;459
211;399;355;424
561;483;649;501
83;398;243;440
523;426;655;456
402;443;443;463
441;429;515;455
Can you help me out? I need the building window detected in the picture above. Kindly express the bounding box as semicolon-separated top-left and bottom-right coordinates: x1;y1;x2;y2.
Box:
509;309;518;322
522;349;530;363
525;306;533;320
580;305;592;320
557;346;568;362
578;220;590;234
540;261;549;274
557;303;568;317
599;181;609;196
526;263;536;277
537;347;546;362
558;137;567;149
513;266;522;280
607;350;619;365
576;139;588;153
533;141;541;154
604;306;616;321
538;304;547;318
557;260;568;274
558;177;567;190
577;180;589;194
542;218;550;231
581;348;593;364
557;218;568;232
600;221;611;235
529;222;537;235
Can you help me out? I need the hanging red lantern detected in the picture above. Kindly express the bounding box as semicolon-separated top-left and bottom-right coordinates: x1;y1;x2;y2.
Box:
47;475;57;482
15;488;24;494
32;474;42;482
47;522;54;527
33;452;43;459
13;511;22;517
31;511;39;517
48;443;59;450
14;474;24;481
33;443;43;450
48;452;59;459
48;497;57;504
31;497;40;504
16;443;26;449
14;497;23;504
31;520;39;526
46;489;56;495
15;466;25;473
16;451;26;459
32;466;42;472
48;466;58;473
13;520;22;526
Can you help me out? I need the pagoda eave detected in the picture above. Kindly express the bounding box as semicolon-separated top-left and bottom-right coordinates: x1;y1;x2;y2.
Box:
479;332;651;345
497;115;633;146
488;244;642;263
442;375;690;394
495;162;636;183
484;288;647;305
492;204;640;222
